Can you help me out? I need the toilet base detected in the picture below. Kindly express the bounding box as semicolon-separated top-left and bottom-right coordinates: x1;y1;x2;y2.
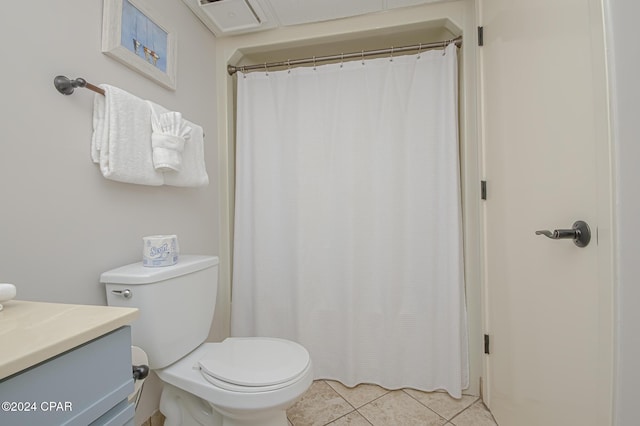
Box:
160;383;290;426
211;405;288;426
161;383;219;426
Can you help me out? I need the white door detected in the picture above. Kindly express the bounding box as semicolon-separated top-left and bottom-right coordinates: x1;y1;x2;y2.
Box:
480;0;614;425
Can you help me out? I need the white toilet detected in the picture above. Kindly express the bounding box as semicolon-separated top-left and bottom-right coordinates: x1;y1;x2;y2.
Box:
101;255;313;426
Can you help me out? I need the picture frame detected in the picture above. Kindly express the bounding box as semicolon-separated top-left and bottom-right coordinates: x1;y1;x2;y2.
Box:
102;0;177;90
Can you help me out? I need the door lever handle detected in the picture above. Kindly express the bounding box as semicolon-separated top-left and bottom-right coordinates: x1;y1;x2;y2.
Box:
535;230;554;238
535;220;591;247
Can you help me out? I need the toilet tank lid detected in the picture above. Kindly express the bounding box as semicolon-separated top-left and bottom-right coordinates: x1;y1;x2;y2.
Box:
100;255;219;285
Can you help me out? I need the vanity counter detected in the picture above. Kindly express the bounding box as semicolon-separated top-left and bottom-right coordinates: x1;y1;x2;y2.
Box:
0;300;138;380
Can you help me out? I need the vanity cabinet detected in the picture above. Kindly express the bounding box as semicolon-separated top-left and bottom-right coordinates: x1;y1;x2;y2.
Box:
0;300;138;426
0;326;134;426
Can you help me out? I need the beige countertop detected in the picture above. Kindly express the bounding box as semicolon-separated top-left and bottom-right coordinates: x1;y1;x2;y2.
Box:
0;300;138;380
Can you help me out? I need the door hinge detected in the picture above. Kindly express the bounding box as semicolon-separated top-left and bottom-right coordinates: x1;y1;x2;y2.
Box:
484;334;491;354
481;180;487;200
478;26;484;46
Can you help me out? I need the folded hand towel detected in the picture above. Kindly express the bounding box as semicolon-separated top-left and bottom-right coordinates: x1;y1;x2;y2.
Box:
151;133;186;171
149;108;191;172
162;121;209;187
148;102;209;187
91;85;163;185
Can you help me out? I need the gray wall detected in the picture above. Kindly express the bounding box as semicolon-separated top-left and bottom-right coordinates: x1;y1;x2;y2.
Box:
0;2;219;308
0;3;219;423
606;1;640;425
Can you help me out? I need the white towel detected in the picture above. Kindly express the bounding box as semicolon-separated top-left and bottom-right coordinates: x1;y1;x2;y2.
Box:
92;85;163;185
91;92;106;163
148;102;209;187
91;85;209;187
148;106;191;172
163;122;209;187
151;132;186;171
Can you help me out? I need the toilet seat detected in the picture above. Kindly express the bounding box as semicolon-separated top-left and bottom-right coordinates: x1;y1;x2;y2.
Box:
156;340;314;413
198;337;310;393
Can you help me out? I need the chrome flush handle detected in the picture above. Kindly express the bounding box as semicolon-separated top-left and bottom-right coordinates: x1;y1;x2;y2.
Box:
535;220;591;248
111;289;132;299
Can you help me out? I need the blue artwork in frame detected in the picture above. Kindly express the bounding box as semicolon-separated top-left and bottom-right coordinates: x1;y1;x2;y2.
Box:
120;0;168;73
102;0;176;90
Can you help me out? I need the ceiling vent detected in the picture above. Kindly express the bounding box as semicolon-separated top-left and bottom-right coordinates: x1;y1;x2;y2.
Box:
183;0;277;36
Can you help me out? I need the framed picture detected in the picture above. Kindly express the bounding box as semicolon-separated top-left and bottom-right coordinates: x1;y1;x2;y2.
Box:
102;0;177;90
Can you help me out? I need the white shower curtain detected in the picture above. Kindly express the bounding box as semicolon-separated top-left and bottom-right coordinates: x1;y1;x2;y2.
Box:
232;44;468;397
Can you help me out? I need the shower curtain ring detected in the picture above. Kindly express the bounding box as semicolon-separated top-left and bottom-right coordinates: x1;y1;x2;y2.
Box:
287;59;291;74
340;53;344;68
313;56;316;70
442;40;449;55
264;62;269;75
417;43;422;59
361;50;365;66
390;46;394;62
445;39;454;54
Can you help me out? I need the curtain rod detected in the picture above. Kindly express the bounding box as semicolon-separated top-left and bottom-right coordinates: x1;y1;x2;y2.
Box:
227;35;462;76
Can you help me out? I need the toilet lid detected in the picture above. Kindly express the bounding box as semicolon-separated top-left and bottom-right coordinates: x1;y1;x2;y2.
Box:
198;337;310;387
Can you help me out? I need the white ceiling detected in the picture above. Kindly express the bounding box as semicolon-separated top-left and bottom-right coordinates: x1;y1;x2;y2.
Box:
183;0;450;37
267;0;384;27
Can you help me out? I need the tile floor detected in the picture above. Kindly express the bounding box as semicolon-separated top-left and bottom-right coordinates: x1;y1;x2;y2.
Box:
143;380;499;426
141;409;165;426
286;380;499;426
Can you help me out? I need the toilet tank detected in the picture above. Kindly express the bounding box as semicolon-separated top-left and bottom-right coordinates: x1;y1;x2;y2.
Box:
101;255;219;369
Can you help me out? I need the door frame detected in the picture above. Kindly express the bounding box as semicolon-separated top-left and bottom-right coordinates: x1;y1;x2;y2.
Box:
604;0;640;423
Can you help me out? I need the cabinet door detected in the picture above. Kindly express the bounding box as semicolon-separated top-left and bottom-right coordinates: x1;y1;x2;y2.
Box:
0;327;134;426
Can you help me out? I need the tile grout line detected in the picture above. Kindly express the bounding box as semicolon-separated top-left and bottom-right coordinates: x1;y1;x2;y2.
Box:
354;388;392;409
400;389;456;422
329;378;382;426
322;394;357;426
351;389;394;426
319;380;391;426
447;399;499;426
353;410;375;426
322;408;375;426
319;380;360;426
